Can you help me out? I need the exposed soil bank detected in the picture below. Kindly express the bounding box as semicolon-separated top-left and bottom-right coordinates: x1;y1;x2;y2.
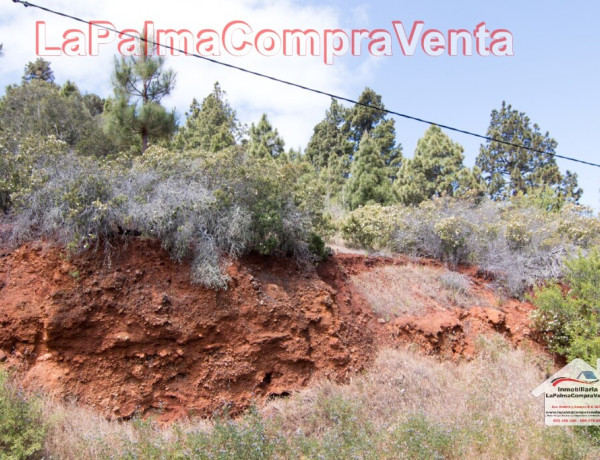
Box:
0;241;536;421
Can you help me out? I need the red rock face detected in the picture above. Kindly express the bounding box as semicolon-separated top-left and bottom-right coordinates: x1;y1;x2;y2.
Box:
0;240;377;421
0;240;538;421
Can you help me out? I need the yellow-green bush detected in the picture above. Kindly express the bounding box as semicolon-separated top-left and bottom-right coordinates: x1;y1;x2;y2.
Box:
0;370;46;460
532;249;600;363
434;215;473;263
340;204;398;250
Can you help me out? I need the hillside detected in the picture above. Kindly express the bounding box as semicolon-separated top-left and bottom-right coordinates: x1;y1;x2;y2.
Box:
2;239;536;421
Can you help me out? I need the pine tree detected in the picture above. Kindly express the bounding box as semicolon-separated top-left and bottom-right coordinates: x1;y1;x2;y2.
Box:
305;99;353;200
305;99;352;172
395;125;481;205
248;114;285;159
343;134;394;210
476;101;581;202
174;82;242;152
105;37;176;154
22;58;54;83
346;88;402;182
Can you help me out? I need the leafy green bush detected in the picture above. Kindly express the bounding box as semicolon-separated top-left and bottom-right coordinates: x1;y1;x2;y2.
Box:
434;215;473;264
0;134;68;212
532;249;600;362
0;370;46;459
340;204;398;250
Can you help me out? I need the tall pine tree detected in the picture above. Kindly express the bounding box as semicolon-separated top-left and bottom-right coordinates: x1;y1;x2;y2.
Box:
248;114;285;159
22;58;54;83
344;134;394;210
105;36;176;154
476;101;581;202
305;99;352;172
346;88;402;179
395;125;482;205
174;82;242;152
305;99;353;200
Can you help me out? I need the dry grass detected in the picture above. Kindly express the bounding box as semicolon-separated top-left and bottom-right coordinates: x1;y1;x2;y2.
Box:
39;395;216;459
266;337;597;459
351;263;491;318
7;336;595;459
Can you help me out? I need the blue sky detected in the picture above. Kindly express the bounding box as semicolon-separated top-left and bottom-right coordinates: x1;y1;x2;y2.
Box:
1;0;598;210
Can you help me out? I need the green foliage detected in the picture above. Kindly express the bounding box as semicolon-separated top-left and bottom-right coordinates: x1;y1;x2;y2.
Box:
305;99;353;201
395;125;482;205
174;82;243;152
476;101;581;202
347;87;403;180
346;87;386;144
0;134;68;212
390;413;456;460
434;215;473;263
341;204;398;250
307;90;403;207
22;57;54;83
248;114;285;159
342;197;600;295
532;249;600;362
283;157;335;241
0;79;112;156
0;370;46;460
193;408;276;459
105;38;176;154
343;135;394;210
305;99;352;172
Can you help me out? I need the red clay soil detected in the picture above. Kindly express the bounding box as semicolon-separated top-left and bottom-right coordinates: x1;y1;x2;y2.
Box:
329;254;538;358
0;241;538;421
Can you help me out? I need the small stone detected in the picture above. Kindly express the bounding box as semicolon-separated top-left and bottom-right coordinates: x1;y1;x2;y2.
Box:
378;318;387;324
0;350;7;362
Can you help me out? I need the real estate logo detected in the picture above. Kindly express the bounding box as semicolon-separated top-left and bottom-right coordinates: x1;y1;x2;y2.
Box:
532;359;600;426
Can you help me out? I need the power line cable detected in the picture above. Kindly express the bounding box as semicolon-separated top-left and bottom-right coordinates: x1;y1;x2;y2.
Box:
11;0;600;169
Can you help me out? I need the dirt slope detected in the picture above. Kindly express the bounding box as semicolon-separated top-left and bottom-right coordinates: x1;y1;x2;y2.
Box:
0;240;536;421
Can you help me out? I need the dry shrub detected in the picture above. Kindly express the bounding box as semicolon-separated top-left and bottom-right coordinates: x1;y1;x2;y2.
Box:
2;145;318;289
342;197;600;297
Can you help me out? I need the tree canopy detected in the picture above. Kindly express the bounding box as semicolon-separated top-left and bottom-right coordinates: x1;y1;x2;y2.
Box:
248;114;285;159
0;72;111;156
395;125;482;205
476;101;581;204
347;88;402;180
343;134;394;210
22;58;54;83
174;82;242;152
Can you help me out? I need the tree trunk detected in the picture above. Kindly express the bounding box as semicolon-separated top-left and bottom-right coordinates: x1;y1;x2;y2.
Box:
142;128;148;154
